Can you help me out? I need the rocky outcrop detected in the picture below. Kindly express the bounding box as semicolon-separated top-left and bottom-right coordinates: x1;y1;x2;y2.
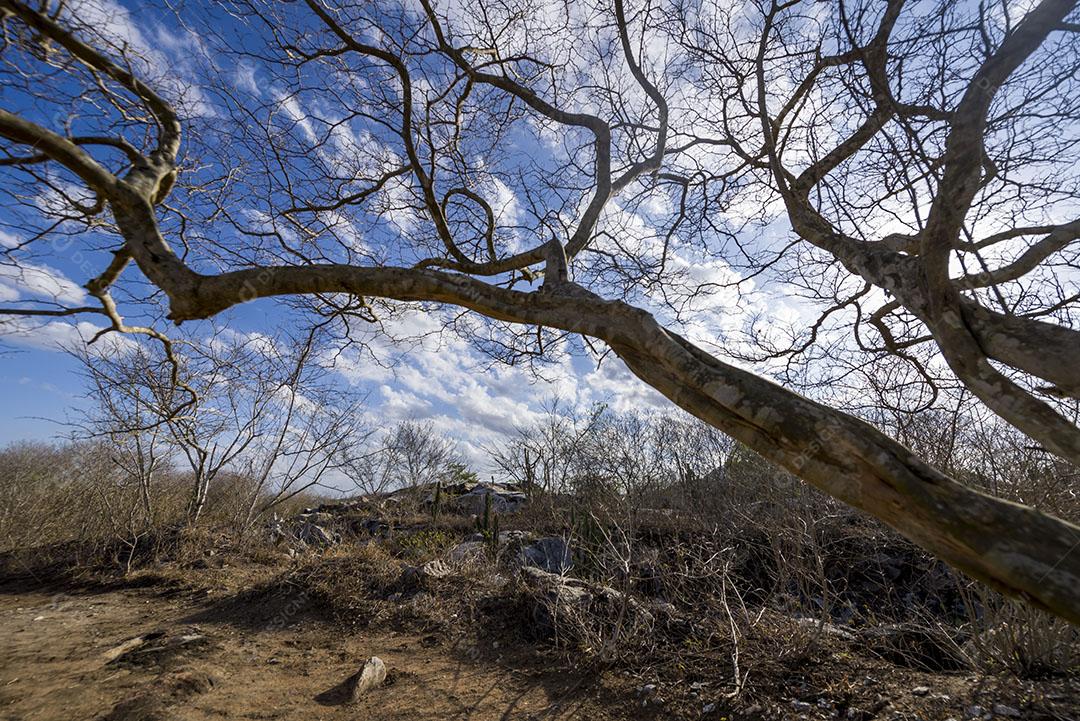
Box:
519;537;572;574
447;483;528;515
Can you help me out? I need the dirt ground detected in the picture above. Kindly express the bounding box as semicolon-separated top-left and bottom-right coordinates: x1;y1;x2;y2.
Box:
0;578;631;721
1;562;1077;721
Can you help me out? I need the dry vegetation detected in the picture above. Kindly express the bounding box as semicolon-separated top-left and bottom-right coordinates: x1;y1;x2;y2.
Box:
1;403;1077;720
0;2;1079;716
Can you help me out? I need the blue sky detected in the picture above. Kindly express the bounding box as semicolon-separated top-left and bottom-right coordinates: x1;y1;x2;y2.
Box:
2;0;1069;475
0;0;760;469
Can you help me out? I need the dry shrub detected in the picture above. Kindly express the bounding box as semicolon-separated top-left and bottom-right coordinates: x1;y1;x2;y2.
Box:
389;528;457;561
957;589;1080;677
0;441;188;576
520;567;661;661
0;439;332;578
286;543;404;619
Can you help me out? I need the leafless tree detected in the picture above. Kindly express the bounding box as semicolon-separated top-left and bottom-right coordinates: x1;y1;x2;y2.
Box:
490;397;607;498
227;329;373;528
344;420;458;496
72;325;368;526
1;0;1079;621
73;342;175;525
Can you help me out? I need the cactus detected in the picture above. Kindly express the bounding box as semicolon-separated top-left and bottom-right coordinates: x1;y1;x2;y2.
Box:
431;480;442;523
568;504;605;579
475;491;499;557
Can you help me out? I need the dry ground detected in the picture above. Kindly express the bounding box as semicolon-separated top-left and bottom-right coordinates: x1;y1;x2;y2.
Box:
0;555;1077;721
0;579;630;721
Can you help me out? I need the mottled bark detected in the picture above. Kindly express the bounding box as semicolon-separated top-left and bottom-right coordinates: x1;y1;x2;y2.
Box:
110;198;1080;624
2;0;1079;626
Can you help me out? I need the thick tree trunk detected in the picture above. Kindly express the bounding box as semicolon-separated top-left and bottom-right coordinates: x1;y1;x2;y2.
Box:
128;235;1080;622
607;322;1080;624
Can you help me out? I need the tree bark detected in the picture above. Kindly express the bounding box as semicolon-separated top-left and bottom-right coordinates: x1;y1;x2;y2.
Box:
113;200;1080;622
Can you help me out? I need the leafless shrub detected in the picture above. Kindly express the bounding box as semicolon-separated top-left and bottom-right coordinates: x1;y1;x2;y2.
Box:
957;586;1080;677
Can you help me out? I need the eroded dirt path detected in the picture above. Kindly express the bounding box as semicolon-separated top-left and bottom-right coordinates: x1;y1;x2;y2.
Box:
0;583;610;721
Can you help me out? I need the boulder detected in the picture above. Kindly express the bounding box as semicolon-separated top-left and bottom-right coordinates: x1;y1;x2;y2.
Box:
296;522;337;547
449;540;486;563
400;558;454;589
521;566;653;639
450;484;528;515
497;530;532;546
348;656;387;701
357;518;389;536
520;536;572;574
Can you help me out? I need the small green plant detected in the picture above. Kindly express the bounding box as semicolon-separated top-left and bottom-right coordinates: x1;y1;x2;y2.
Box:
395;528;454;560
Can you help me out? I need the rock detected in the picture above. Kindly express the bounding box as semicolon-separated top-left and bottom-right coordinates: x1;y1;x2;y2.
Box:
449;484;528;515
358;518;389;536
449;541;485;563
911;686;931;696
296;522;337;547
966;706;984;719
497;530;532;546
419;558;452;579
638;683;657;697
794;617;856;642
520;537;572;574
106;630;209;668
703;702;717;714
991;705;1021;718
521;567;653;640
298;511;335;525
521;567;595;635
398;557;457;593
348;656;387;701
791;700;814;711
102;634;155;663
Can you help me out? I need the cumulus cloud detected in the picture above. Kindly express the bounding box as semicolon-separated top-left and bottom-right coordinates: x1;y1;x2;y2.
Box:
324;306;671;469
0;262;88;307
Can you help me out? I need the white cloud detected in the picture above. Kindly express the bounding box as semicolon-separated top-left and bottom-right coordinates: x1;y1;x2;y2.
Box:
0;318;135;353
0;262;87;306
62;0;215;118
326;305;673;469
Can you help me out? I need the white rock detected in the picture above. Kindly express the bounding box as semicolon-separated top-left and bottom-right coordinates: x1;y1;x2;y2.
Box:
349;656;387;701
